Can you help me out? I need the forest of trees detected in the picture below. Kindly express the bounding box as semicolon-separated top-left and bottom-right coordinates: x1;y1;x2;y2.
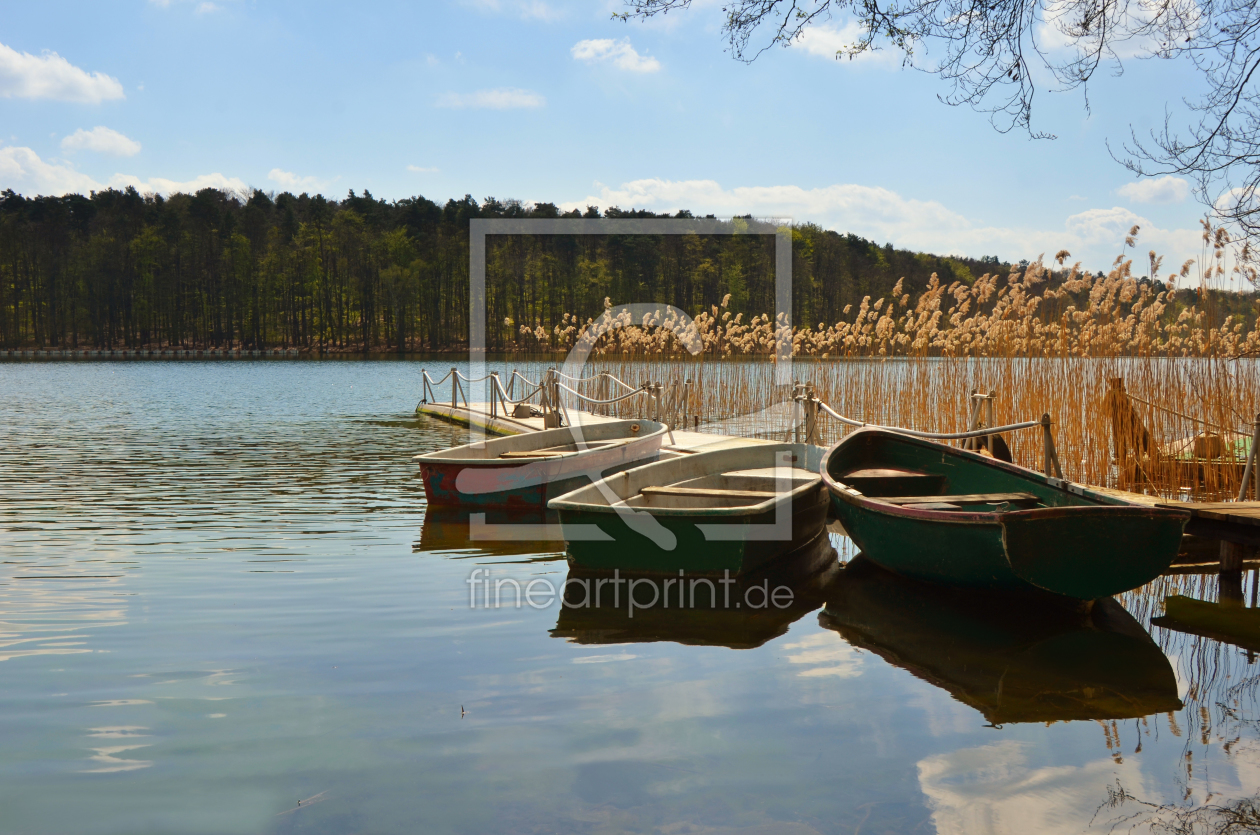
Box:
0;185;1252;353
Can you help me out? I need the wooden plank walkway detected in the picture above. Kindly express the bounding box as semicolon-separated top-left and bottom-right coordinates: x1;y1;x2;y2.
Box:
1085;485;1260;570
1087;485;1260;545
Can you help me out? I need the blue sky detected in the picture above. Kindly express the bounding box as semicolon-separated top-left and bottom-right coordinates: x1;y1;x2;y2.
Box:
0;0;1236;283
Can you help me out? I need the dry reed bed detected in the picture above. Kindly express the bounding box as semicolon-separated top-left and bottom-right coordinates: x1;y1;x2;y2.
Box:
524;252;1260;500
568;354;1256;499
516;255;1258;360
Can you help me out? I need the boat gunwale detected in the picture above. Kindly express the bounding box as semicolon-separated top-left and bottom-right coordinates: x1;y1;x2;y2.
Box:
549;444;824;518
820;428;1191;525
413;419;668;467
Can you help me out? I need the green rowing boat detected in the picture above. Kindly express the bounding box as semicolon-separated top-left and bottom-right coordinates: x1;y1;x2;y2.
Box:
549;443;829;575
821;428;1190;599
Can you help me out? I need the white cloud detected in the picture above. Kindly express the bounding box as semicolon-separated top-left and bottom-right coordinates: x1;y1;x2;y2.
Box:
407;164;439;173
562;177;1210;276
0;146;102;195
110;172;248;196
792;23;900;67
919;741;1150;835
1117;175;1190;204
462;0;561;21
267;168;327;192
781;632;865;678
0;42;125;104
571;38;661;73
436;88;545;109
0;145;245;197
195;1;220;12
60;127;141;157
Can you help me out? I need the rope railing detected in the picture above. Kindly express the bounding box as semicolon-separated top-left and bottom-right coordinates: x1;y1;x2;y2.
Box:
421;366;664;418
484;374;545;407
805;393;1063;478
814;397;1042;440
1126;391;1248;437
554;370;639;392
555;380;650;406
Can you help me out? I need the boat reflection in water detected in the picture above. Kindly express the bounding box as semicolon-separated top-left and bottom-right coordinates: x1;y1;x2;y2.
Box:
819;557;1183;724
416;505;566;559
552;534;842;649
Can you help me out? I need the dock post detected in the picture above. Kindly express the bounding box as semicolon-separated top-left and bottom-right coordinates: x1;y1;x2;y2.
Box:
804;384;819;446
451;367;458;408
1238;412;1260;501
1222;540;1245;573
965;390;983;451
1042;414;1063;479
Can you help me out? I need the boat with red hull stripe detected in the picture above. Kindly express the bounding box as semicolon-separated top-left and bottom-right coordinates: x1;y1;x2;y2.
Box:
415;419;668;510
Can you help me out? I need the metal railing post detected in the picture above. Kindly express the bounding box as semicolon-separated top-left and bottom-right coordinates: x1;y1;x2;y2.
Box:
450;366;458;408
792;382;803;444
805;384;818;446
965;389;980;450
986;390;996;457
1238;412;1260;502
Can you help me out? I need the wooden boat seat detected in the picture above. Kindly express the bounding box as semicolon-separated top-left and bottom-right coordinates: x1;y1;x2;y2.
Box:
498;439;633;459
499;450;570;458
640;485;778;501
879;492;1041;507
838;467;947;498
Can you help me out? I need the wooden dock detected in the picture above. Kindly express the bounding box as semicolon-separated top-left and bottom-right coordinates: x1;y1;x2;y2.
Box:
1087;485;1260;570
416;401;775;456
418;401;1260;573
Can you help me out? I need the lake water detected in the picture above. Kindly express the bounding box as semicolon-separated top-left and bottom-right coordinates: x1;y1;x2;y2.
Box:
1;360;1256;835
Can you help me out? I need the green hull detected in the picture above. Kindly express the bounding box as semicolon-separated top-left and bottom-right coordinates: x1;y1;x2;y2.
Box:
551;443;829;576
823;429;1190;599
559;489;829;575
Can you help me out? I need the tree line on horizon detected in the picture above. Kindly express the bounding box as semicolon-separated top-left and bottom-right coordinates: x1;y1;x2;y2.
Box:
0;186;1252;353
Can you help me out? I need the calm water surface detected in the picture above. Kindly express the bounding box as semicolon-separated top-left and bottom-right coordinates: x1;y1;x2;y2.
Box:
1;361;1256;835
